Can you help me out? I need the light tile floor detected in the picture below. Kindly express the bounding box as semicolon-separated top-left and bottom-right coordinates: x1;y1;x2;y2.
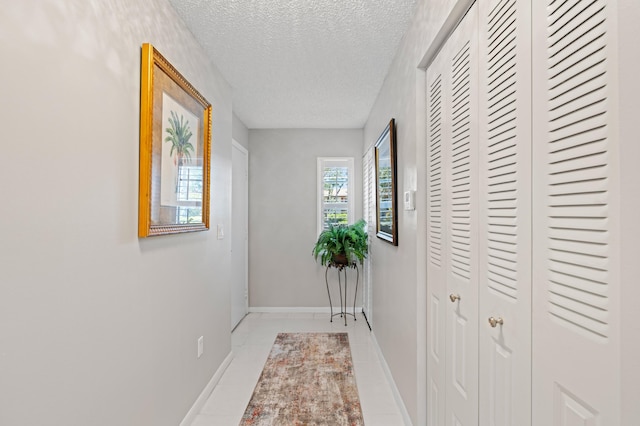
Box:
191;312;407;426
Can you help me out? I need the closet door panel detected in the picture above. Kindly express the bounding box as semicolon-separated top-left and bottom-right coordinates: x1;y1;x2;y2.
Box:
426;5;479;424
478;0;532;425
444;4;479;425
426;43;448;426
532;0;620;424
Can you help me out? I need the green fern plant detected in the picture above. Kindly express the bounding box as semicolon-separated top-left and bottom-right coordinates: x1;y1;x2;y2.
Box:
312;219;368;267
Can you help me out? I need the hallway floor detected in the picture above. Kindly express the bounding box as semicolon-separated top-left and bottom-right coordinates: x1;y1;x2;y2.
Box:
190;312;407;425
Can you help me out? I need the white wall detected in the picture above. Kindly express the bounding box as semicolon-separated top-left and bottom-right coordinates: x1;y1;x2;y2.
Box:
248;129;363;308
363;0;461;424
0;1;233;425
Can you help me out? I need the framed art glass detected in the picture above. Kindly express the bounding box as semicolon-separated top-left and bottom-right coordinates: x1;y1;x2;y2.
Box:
138;43;212;237
374;119;398;245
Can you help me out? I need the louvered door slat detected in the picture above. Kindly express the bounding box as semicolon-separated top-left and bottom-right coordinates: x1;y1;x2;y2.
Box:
549;137;608;162
488;261;518;278
548;73;606;110
549;99;608;132
549;178;608;197
488;74;516;101
428;74;444;268
548;216;607;230
449;39;473;283
548;56;607;98
548;165;607;187
488;93;516;116
548;224;610;242
488;256;517;277
551;87;606;122
547;269;608;297
489;154;517;174
549;247;608;270
489;15;515;44
488;237;516;251
549;282;608;308
488;186;517;201
550;256;608;282
486;38;519;302
549;241;608;260
488;0;514;24
548;149;608;173
547;303;609;338
488;44;516;74
548;0;606;48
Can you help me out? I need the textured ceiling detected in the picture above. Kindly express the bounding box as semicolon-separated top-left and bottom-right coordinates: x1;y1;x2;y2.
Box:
168;0;418;129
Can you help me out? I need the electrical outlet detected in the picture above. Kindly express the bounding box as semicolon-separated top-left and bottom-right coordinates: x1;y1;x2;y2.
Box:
197;336;204;358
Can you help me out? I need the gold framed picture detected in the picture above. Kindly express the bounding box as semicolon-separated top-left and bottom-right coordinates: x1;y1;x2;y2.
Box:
138;43;212;237
375;118;398;245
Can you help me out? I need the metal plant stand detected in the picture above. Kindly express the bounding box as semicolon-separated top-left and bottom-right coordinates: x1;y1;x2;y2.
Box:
325;262;359;326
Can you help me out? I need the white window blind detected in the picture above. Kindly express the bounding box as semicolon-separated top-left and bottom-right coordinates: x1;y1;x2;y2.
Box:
317;157;354;235
362;147;375;324
176;165;203;223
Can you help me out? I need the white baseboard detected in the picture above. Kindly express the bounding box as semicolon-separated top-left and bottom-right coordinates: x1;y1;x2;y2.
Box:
179;351;234;426
371;332;413;426
249;306;363;314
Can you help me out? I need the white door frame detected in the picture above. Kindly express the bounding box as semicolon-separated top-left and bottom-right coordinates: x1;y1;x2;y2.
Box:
231;140;249;329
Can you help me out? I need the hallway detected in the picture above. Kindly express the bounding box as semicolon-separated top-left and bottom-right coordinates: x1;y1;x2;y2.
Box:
191;313;407;425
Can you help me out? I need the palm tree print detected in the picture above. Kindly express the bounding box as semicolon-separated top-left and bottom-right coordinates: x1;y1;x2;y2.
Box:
165;110;194;192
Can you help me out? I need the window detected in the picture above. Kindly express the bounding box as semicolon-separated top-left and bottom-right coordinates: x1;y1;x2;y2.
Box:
317;157;354;234
176;165;203;224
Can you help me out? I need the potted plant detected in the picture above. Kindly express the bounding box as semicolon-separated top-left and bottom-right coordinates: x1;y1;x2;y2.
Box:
312;219;368;267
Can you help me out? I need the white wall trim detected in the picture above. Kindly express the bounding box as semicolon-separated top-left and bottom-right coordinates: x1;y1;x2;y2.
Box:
179;351;234;426
371;331;413;426
249;306;363;314
232;138;249;155
417;0;476;69
232;139;250;323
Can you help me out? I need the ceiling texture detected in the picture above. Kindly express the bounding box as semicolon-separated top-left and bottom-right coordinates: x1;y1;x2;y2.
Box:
168;0;418;129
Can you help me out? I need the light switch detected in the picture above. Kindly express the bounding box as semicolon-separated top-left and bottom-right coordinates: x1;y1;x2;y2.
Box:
217;224;224;239
197;336;204;358
404;190;416;211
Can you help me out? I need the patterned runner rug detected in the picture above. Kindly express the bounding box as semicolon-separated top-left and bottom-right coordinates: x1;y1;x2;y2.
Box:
240;332;364;425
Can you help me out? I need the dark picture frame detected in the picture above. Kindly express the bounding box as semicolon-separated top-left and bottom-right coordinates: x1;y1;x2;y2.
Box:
374;119;398;245
138;43;212;237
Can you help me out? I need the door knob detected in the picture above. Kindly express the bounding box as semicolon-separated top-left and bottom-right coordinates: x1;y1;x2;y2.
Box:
449;294;460;302
488;317;504;328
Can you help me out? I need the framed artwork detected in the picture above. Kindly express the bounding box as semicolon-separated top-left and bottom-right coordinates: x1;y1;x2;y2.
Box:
138;43;212;237
374;119;398;245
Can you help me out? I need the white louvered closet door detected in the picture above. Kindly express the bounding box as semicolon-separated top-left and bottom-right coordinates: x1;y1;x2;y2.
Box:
532;0;621;424
426;4;480;425
444;5;479;426
426;31;449;426
478;0;532;425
